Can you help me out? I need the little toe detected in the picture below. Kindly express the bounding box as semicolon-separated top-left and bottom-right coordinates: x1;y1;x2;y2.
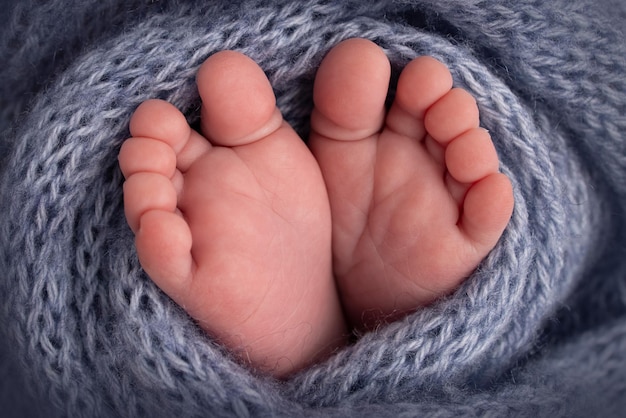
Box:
197;50;283;147
310;38;391;141
460;172;514;248
135;210;194;301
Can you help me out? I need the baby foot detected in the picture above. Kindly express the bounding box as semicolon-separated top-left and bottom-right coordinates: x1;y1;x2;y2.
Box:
119;51;346;378
310;39;514;330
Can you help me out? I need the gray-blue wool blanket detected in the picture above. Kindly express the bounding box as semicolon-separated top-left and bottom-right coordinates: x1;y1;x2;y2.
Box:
1;0;626;417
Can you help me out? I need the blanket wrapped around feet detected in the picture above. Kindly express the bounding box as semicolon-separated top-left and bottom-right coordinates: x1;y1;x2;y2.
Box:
1;0;626;416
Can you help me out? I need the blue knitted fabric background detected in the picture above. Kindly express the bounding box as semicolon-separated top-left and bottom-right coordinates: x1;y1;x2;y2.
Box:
1;0;625;417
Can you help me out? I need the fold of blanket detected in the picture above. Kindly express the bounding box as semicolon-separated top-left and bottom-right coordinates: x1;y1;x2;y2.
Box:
1;0;625;417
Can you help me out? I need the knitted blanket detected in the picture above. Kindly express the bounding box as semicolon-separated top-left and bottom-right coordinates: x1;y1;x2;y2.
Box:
1;0;625;416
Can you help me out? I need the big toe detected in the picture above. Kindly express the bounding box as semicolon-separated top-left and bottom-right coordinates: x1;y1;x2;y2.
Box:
310;38;391;141
197;51;283;147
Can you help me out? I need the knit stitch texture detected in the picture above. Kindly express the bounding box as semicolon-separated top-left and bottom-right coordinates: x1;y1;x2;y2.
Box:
1;0;625;417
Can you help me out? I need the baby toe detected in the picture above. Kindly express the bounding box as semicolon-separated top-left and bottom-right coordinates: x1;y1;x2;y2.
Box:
460;173;514;248
135;210;194;300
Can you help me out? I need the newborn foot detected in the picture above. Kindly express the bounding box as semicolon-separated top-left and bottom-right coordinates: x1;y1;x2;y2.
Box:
119;51;346;378
310;39;514;330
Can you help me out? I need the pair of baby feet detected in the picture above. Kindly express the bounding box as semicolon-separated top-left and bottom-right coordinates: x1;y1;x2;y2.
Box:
118;38;514;378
